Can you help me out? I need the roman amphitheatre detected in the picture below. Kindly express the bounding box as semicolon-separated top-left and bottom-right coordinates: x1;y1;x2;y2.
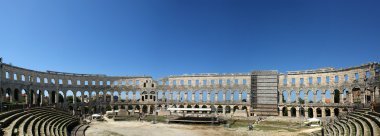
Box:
0;58;379;136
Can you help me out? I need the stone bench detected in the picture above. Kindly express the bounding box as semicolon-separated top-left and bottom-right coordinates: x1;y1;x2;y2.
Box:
347;116;369;136
351;112;379;136
3;112;32;136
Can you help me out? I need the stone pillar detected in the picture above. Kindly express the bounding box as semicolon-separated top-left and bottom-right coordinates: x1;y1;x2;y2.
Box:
199;92;203;103
132;105;136;115
33;91;37;105
279;93;283;104
118;92;121;102
331;92;334;103
184;93;188;103
340;93;344;103
296;92;299;103
321;107;326;118
313;92;316;103
192;92;195;103
305;109;309;118
222;105;226;115
279;106;283;116
215;92;218;103
296;107;300;117
287;92;291;103
313;108;317;118
287;107;291;117
147;105;151;114
48;91;52;105
304;93;308;104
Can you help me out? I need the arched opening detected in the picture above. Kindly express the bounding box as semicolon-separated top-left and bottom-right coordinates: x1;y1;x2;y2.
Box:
83;91;89;103
157;90;163;102
194;90;200;102
99;91;104;102
106;91;112;102
290;90;296;103
334;89;340;103
217;105;223;113
202;105;207;113
51;91;56;104
194;105;200;113
299;90;305;104
316;90;322;103
325;108;331;117
300;107;305;117
187;90;192;102
5;88;11;103
225;90;231;102
282;107;288;116
352;88;361;103
233;106;239;112
172;91;178;102
149;105;155;114
58;91;64;103
21;89;27;104
180;91;185;102
76;91;82;103
242;91;247;102
164;91;170;102
225;106;231;113
325;90;331;103
233;90;239;102
113;91;119;102
307;90;314;103
334;108;339;116
290;107;296;117
142;105;148;113
202;90;207;102
121;91;127;102
66;90;74;103
282;90;288;103
209;90;215;103
308;108;313;118
43;90;49;105
14;89;20;102
217;90;223;102
316;108;322;117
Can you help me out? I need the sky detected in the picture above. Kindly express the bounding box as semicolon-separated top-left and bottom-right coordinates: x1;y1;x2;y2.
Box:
0;0;379;79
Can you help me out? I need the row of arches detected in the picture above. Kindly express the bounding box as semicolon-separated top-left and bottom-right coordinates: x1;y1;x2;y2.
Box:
280;87;376;104
280;106;344;118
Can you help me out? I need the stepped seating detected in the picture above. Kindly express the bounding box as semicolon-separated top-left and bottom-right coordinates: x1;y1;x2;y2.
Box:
70;125;89;136
0;107;81;136
325;109;380;136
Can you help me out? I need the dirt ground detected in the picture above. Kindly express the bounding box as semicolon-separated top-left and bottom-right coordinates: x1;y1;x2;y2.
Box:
86;118;320;136
85;119;321;136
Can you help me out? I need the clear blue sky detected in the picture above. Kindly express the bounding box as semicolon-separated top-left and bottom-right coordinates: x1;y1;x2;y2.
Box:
0;0;379;79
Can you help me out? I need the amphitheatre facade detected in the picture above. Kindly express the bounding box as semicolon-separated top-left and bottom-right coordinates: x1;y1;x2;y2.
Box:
0;59;380;135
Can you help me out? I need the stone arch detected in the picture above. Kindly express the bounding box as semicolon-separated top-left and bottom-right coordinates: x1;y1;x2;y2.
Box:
343;88;349;102
307;90;314;103
202;90;207;102
334;108;339;116
217;105;223;113
142;105;148;113
316;108;322;117
120;91;127;102
225;90;231;102
299;90;305;104
76;91;82;103
66;90;74;103
83;91;89;103
282;90;288;103
201;105;207;113
194;90;200;102
225;105;231;113
290;90;296;103
282;107;288;116
14;88;20;102
334;89;340;103
308;108;313;118
325;108;331;117
299;107;305;117
180;90;185;102
58;91;65;103
209;90;215;103
5;88;11;103
233;90;239;102
135;90;140;102
241;91;247;102
290;107;296;117
325;90;331;103
172;90;178;102
187;90;192;102
217;90;223;102
21;89;27;104
233;105;239;112
127;91;133;102
113;91;119;102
